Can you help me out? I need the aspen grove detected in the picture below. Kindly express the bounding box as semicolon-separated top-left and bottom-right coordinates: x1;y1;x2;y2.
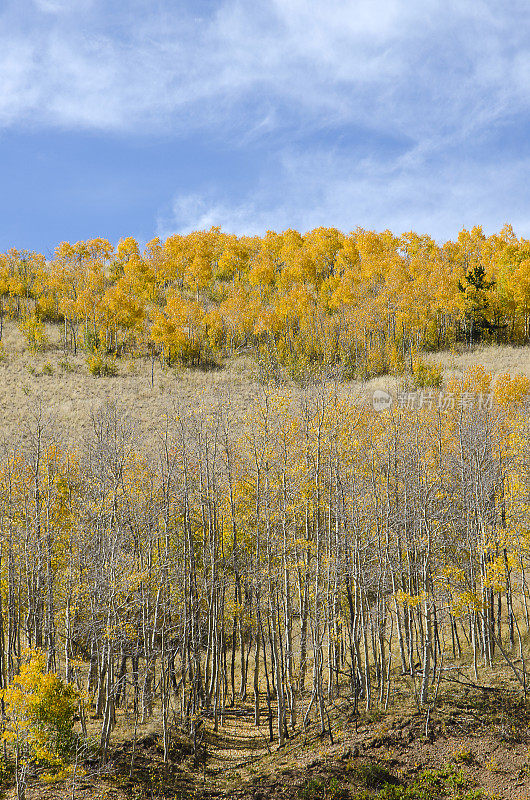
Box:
3;224;530;377
0;366;530;761
3;224;530;769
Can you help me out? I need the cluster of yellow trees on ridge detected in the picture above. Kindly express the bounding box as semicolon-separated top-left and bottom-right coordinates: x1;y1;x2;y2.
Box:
3;223;530;377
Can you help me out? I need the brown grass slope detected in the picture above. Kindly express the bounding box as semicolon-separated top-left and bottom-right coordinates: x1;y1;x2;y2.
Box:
4;677;530;800
2;320;530;444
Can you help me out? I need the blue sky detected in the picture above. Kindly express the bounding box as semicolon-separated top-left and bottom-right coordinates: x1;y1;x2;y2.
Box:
1;0;530;252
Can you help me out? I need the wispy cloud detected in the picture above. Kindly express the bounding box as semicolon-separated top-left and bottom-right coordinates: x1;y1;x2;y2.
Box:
158;144;530;241
154;0;530;239
2;0;529;136
3;0;530;239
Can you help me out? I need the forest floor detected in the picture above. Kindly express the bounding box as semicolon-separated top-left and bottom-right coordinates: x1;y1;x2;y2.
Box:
6;675;530;800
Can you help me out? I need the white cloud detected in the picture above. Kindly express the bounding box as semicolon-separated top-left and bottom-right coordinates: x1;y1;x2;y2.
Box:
32;0;80;13
1;0;529;137
0;42;41;126
158;193;263;237
3;0;530;239
159;145;530;241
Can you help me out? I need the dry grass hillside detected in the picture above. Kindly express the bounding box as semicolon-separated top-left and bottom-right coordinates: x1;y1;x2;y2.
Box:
2;321;530;445
0;322;263;447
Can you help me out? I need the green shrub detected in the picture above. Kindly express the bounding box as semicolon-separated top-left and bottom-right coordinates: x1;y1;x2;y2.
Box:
350;763;394;789
299;776;349;799
2;649;80;767
83;329;101;354
412;359;443;388
451;747;474;764
349;766;484;800
87;352;118;377
19;314;48;352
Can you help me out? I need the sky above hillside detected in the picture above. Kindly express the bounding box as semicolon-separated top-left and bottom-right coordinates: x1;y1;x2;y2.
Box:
1;0;530;252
